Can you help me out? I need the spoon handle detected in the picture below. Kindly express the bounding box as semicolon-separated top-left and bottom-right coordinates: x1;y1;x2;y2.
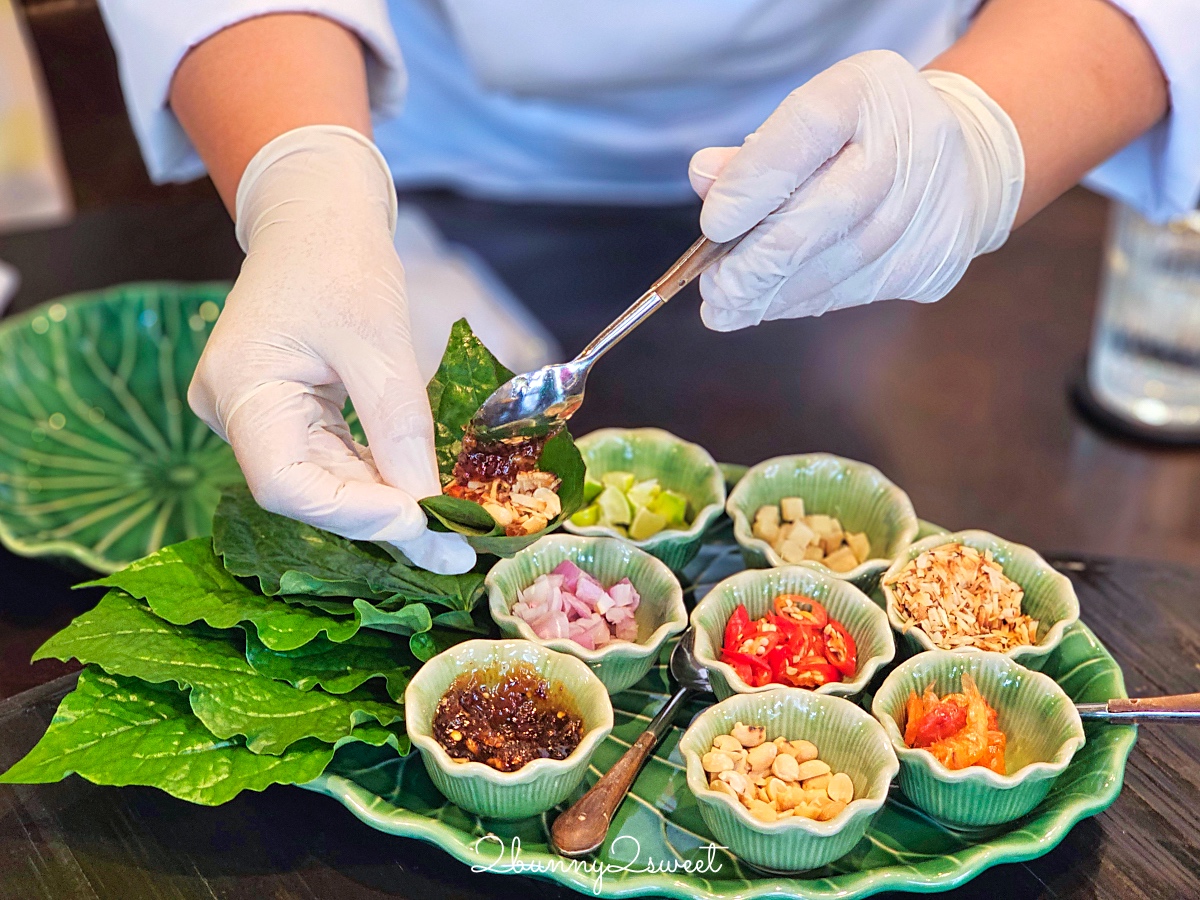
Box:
575;236;739;364
551;687;696;858
648;236;739;301
1077;692;1200;721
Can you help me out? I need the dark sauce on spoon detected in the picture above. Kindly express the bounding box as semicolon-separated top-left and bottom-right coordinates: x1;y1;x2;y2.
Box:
432;663;584;772
452;431;550;486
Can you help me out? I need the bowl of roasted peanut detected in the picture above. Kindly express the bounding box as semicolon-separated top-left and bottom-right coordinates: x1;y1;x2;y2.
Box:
679;687;898;874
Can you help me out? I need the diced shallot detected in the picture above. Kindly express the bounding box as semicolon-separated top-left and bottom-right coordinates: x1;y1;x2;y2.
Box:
514;564;642;649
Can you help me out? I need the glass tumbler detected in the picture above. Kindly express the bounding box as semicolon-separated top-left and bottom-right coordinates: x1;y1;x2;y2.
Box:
1087;203;1200;437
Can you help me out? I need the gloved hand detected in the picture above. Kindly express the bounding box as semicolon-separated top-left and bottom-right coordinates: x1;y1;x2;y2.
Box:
688;50;1025;331
189;125;475;575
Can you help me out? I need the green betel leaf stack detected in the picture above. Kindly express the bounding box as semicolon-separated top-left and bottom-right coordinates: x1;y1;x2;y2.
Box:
0;491;489;804
0;321;564;806
417;319;587;556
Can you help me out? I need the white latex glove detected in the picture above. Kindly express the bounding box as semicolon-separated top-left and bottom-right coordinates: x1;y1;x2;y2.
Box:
189;125;476;575
689;50;1024;331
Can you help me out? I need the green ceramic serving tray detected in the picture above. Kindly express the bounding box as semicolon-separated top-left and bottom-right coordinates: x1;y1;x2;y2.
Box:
0;283;242;572
306;520;1137;898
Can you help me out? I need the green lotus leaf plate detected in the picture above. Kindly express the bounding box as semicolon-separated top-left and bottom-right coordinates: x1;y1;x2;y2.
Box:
0;283;243;572
305;522;1136;899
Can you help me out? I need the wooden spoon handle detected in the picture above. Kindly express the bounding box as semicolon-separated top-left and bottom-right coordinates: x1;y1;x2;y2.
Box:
551;729;659;858
1109;693;1200;719
1078;693;1200;721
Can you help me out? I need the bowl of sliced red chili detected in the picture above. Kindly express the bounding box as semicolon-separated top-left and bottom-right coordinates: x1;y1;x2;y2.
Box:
691;566;895;701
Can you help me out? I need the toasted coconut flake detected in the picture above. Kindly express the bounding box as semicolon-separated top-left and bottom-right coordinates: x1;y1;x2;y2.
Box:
883;543;1037;653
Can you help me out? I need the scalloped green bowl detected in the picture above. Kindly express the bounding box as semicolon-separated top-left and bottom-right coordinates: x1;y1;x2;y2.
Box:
691;565;895;700
563;427;726;571
486;535;687;694
880;530;1080;665
680;688;898;873
404;639;613;821
726;454;918;592
0;282;242;572
872;650;1085;827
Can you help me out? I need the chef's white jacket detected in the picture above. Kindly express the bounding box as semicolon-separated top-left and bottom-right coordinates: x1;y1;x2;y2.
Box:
98;0;1199;221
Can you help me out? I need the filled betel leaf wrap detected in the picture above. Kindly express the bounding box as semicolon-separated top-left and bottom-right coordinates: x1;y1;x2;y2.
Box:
417;319;585;555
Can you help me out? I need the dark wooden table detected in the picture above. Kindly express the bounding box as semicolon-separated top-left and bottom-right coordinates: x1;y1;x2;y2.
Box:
0;186;1198;898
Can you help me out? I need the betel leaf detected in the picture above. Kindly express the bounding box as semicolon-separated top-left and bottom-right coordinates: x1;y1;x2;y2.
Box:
81;538;361;652
416;319;587;554
425;317;515;479
243;629;412;702
213;485;486;611
419;493;502;536
36;592;404;756
0;668;334;806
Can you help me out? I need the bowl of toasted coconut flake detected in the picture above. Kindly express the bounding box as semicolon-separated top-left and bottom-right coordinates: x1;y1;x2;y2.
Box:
879;530;1080;665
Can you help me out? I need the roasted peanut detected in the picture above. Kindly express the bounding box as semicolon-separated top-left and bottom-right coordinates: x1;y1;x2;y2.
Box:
802;773;832;793
815;799;847;822
827;772;855;804
731;722;766;748
718;770;751;797
701;751;734;774
712;734;743;754
795;759;832;781
708;778;738;798
746;741;778;774
746;799;778;823
771;752;800;782
701;728;853;822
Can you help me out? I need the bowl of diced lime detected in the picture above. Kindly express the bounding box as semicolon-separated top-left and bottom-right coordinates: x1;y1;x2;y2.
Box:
562;428;725;571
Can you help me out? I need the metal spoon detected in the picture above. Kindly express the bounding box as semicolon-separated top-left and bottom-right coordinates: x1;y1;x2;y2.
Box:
550;628;711;859
469;236;738;442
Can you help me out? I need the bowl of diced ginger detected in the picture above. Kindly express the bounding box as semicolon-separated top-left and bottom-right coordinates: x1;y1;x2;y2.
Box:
726;453;919;591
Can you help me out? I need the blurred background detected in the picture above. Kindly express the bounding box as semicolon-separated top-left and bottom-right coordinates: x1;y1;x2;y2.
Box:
0;0;1197;695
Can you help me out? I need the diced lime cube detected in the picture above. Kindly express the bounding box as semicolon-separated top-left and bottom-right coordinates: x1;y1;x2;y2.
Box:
583;477;604;504
626;478;660;508
570;504;601;527
601;471;635;492
649;489;689;526
596;485;633;526
629;507;668;541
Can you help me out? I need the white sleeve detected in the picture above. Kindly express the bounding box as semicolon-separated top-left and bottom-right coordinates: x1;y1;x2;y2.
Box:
95;1;406;184
1083;0;1200;222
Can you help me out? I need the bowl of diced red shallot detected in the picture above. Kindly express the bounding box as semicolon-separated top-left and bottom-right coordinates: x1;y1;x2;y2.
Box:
485;535;688;694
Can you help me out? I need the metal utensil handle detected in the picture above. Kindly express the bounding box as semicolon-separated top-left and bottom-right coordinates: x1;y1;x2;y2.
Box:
649;235;738;301
1077;692;1200;722
574;236;739;365
551;687;696;858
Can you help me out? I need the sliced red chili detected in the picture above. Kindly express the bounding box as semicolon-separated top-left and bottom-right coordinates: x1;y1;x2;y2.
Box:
765;646;795;684
721;649;771;687
769;613;800;639
774;594;828;628
723;605;750;653
786;623;825;661
822;621;858;678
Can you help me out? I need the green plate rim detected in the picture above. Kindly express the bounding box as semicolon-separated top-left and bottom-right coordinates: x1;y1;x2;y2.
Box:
0;281;232;573
303;519;1137;899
